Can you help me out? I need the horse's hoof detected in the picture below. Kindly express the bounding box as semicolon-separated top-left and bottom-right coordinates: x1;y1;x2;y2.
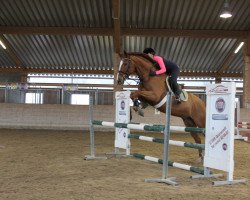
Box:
138;109;144;117
133;106;139;112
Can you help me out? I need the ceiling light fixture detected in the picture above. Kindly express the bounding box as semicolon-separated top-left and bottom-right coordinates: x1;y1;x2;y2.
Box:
0;40;6;49
220;0;232;18
234;42;244;54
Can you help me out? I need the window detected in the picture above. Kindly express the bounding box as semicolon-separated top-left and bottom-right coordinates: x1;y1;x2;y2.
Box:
71;94;89;105
25;92;43;104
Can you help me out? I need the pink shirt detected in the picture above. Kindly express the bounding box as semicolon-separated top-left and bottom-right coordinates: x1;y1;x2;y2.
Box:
153;55;166;75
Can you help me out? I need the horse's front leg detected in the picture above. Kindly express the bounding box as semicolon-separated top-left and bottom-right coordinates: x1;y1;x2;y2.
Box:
130;90;159;116
130;90;159;103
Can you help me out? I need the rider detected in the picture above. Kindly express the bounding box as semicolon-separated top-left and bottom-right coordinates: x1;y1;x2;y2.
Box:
143;47;181;103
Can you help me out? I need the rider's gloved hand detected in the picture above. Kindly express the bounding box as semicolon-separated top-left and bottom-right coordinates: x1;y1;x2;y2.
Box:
149;70;156;76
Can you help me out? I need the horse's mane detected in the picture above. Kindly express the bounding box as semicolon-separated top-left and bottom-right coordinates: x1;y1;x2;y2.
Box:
127;52;158;68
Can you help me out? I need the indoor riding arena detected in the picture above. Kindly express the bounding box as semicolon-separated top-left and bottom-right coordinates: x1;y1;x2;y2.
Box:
0;104;250;199
0;0;250;200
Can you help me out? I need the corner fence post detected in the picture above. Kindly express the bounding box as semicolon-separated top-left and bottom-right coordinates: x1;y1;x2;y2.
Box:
89;95;95;157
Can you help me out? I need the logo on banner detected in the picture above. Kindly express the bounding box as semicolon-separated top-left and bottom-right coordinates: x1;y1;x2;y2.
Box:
222;143;228;151
208;85;228;94
117;92;126;99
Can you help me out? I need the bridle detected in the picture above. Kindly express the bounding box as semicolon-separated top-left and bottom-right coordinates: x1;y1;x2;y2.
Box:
118;55;155;85
118;58;131;80
118;58;139;83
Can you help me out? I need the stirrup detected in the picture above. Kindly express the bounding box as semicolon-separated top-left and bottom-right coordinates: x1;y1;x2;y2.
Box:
175;97;181;104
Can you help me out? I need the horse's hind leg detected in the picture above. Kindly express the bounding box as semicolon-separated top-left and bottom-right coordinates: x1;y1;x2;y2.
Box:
182;117;204;162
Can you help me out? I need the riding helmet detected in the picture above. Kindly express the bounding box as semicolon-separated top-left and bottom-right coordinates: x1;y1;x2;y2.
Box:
143;48;156;55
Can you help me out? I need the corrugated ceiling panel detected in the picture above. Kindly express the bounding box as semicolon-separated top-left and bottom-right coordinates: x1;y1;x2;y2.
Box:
0;0;249;77
0;49;15;67
121;0;250;30
1;0;248;30
5;35;114;70
0;0;112;27
228;50;244;73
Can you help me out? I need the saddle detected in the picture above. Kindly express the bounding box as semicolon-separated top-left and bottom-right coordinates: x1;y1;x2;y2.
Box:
166;77;188;101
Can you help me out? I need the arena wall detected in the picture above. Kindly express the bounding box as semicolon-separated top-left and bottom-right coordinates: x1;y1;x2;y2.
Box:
0;103;249;130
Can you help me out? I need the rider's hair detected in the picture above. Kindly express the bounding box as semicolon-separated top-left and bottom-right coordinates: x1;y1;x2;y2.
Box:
143;48;156;55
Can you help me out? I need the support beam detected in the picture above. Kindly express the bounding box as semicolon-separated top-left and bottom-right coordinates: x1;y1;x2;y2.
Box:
0;67;112;75
0;27;248;39
113;53;123;103
0;82;242;92
215;77;222;83
122;29;248;39
20;71;28;83
112;0;122;103
179;71;241;78
0;27;113;36
243;33;250;108
0;67;242;78
112;0;121;53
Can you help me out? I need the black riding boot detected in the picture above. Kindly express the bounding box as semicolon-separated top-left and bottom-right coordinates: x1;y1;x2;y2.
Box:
172;82;181;103
175;95;181;104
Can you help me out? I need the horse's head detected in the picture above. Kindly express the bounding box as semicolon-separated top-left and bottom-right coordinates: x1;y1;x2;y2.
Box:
117;53;136;85
117;52;155;85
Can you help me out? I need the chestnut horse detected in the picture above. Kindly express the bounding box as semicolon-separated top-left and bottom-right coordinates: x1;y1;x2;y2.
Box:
117;52;206;160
